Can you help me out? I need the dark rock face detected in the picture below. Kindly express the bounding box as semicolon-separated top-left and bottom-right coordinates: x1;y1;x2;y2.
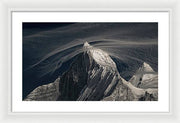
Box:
57;53;89;101
139;91;157;101
24;42;158;101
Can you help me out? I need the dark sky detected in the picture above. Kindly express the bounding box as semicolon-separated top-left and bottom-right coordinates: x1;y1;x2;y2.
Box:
23;22;158;99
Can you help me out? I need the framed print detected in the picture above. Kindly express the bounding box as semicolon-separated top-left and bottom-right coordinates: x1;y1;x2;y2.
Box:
11;11;170;113
2;0;180;122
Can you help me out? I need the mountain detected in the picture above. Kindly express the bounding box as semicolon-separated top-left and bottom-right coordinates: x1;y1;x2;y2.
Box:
24;77;60;101
24;42;158;101
129;62;158;89
57;42;134;101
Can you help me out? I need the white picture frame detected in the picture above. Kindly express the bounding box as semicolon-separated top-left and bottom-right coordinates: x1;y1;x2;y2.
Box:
0;0;179;123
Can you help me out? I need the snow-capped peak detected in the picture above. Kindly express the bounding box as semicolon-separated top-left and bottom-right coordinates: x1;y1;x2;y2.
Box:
83;42;92;51
83;41;90;47
142;62;154;72
83;42;116;68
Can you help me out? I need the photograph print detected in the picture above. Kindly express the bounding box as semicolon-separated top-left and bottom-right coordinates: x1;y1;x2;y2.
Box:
23;23;158;101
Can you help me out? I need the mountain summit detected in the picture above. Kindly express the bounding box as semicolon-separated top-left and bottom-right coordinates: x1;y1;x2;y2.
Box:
24;43;158;101
83;42;116;68
129;62;158;89
83;41;90;47
141;62;154;72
